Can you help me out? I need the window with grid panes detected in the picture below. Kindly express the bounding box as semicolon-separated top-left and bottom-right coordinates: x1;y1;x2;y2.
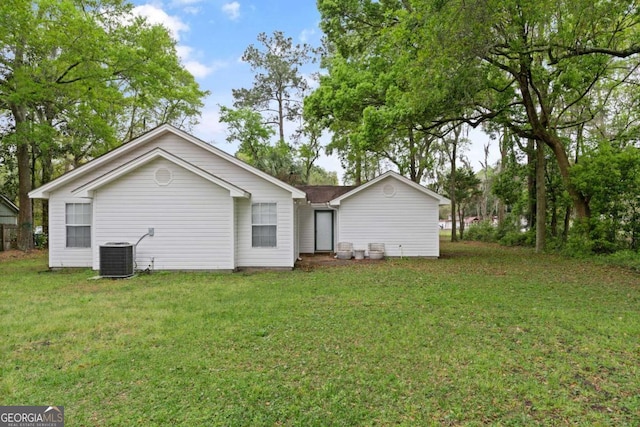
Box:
66;203;91;248
251;203;277;247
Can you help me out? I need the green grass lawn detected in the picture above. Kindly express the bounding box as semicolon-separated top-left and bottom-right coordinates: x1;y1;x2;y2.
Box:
1;242;639;426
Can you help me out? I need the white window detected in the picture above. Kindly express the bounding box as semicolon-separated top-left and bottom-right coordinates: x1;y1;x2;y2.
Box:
252;203;277;247
66;203;91;248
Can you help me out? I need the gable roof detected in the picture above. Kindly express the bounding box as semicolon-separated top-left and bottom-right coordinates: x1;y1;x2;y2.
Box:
296;185;356;203
29;124;307;200
329;171;450;205
0;194;19;213
72;148;250;198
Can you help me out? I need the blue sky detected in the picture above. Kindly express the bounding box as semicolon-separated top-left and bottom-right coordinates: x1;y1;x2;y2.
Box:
130;0;495;182
129;0;339;170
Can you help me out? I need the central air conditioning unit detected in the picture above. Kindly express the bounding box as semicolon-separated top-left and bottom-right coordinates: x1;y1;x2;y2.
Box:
100;242;134;278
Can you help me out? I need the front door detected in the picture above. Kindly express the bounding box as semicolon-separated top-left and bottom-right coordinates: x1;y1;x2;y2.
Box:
315;210;334;252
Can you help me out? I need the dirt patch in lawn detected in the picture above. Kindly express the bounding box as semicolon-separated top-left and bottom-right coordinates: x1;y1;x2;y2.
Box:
0;249;46;261
296;253;385;270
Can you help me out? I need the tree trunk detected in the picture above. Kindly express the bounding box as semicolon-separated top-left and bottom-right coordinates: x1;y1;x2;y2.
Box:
10;103;34;251
516;70;590;221
544;133;589;220
535;140;546;253
17;141;34;251
278;97;285;143
458;207;465;240
408;128;417;182
563;206;571;241
41;146;53;236
527;138;536;231
497;127;508;225
354;150;362;186
449;138;457;242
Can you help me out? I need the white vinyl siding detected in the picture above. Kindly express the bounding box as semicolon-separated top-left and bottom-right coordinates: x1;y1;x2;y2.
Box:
252;203;277;247
336;177;440;257
45;132;298;269
93;158;234;270
66;203;92;248
48;197;94;267
298;204;338;254
297;204;315;253
235;196;295;268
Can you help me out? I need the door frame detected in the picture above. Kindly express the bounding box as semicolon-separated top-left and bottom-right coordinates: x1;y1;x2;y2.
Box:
314;210;334;252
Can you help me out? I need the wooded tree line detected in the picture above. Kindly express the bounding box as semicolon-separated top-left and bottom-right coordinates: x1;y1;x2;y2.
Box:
303;0;640;253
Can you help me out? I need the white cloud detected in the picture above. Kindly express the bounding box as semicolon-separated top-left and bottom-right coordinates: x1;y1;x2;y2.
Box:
222;2;241;21
175;45;194;61
183;61;214;79
299;28;316;43
132;4;189;41
177;45;228;79
170;0;203;5
183;6;200;14
195;108;230;145
302;73;319;90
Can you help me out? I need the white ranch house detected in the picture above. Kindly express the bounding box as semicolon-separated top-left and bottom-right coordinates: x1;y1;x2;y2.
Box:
29;125;448;271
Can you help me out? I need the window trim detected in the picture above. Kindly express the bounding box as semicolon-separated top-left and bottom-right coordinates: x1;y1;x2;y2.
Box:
65;202;92;248
251;202;277;248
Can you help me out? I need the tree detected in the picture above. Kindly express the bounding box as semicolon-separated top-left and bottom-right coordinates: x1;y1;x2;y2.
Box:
0;0;206;250
307;166;339;185
293;119;324;184
219;106;315;185
303;56;378;185
414;0;640;222
219;106;274;167
233;31;315;143
440;123;468;242
316;0;640;227
308;4;442;186
445;167;482;240
572;143;640;252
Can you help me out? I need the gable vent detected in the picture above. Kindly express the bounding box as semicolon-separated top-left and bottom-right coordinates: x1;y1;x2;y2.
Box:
154;168;172;186
383;183;396;197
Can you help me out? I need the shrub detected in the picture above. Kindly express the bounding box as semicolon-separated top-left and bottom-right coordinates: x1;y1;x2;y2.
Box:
465;220;497;243
34;233;48;249
499;229;534;247
602;250;640;272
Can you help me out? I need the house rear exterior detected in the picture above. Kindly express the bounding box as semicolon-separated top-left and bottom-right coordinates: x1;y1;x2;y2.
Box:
29;125;306;270
29;125;448;271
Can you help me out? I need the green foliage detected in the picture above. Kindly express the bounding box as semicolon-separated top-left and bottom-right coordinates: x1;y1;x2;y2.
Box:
499;229;535;247
600;250;640;273
444;166;482;239
492;212;535;247
34;232;47;249
465;220;497;243
571;143;640;253
219;106;274;163
307;166;339;185
0;0;208;249
316;0;640;221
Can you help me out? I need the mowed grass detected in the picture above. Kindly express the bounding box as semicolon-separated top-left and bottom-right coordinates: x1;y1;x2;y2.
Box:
1;242;639;426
